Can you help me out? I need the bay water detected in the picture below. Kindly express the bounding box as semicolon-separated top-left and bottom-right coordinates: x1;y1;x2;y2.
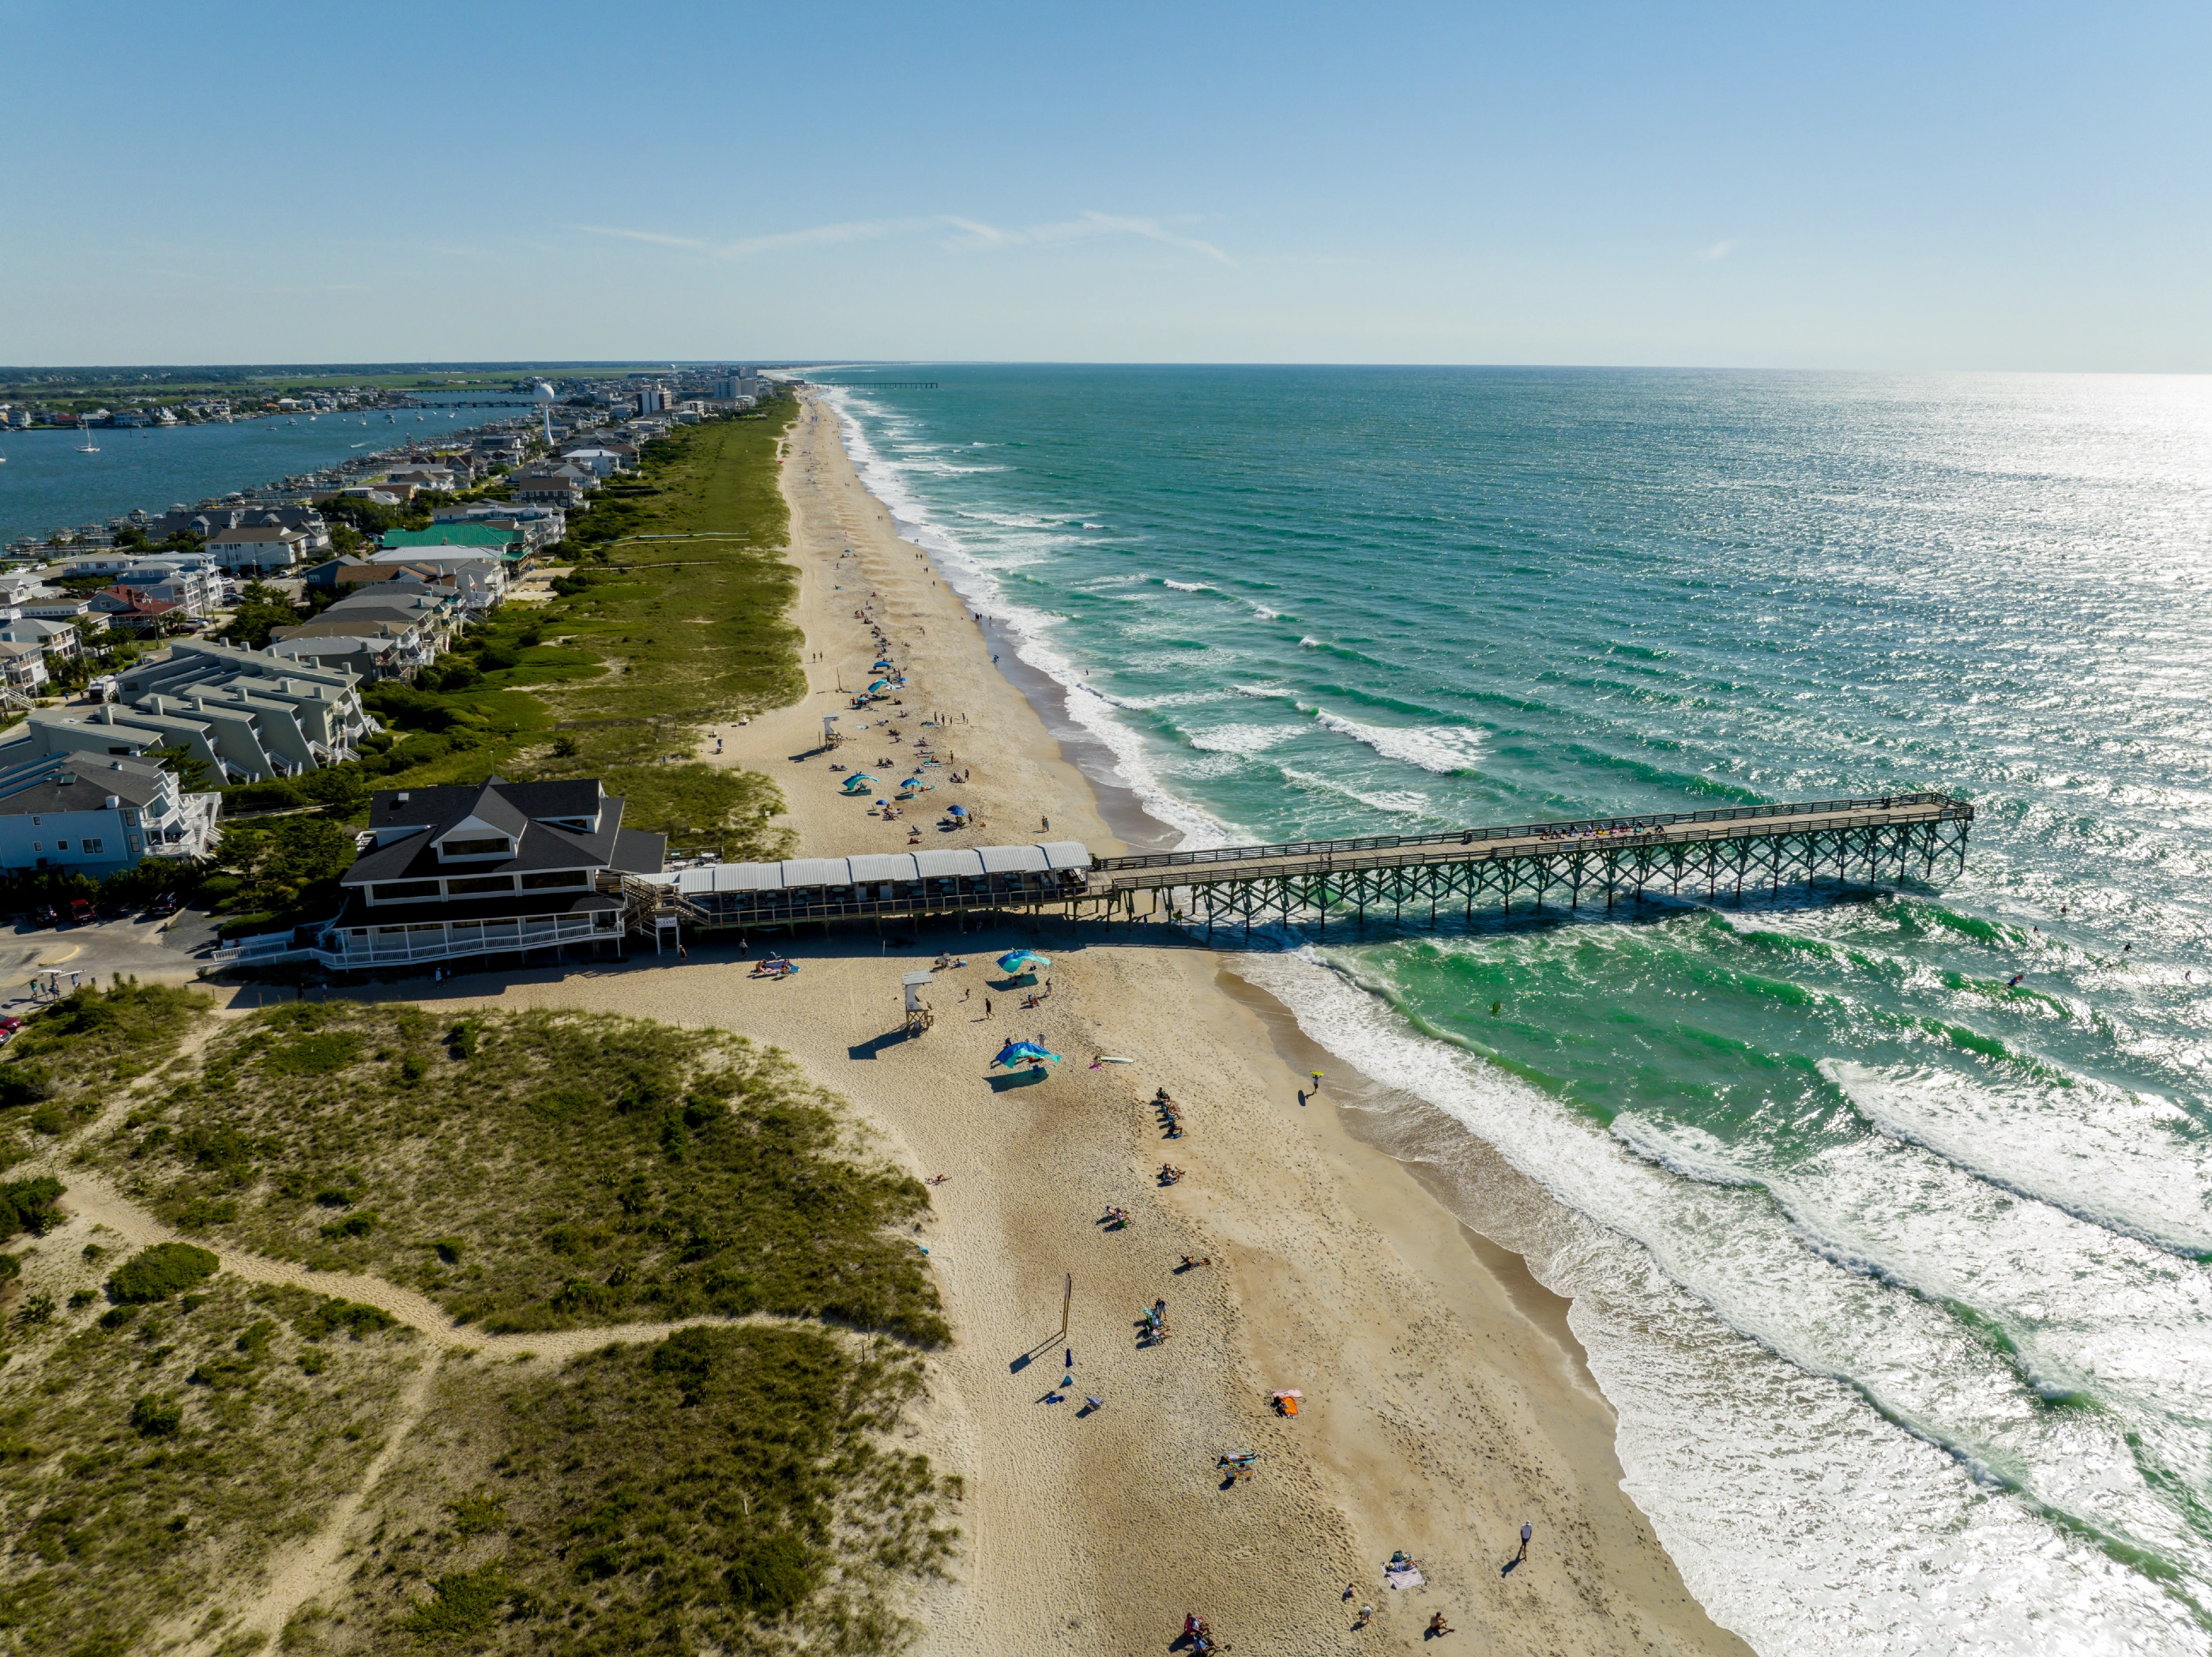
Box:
0;392;535;547
820;365;2212;1655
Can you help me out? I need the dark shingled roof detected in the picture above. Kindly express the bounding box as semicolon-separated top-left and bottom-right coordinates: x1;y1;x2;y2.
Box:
344;778;664;889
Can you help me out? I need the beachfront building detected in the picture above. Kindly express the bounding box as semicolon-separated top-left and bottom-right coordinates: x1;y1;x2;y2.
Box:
0;639;374;781
221;778;666;972
0;751;221;877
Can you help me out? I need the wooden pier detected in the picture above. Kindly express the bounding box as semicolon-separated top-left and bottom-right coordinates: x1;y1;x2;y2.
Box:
657;793;1973;940
1088;791;1974;940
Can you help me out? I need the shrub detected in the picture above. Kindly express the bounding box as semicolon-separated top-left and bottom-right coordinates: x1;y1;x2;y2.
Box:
293;1297;396;1341
130;1395;184;1437
107;1242;220;1304
0;1176;63;1239
401;1565;508;1637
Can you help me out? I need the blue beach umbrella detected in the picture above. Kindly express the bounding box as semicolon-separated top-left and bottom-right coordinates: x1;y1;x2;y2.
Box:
841;773;876;792
993;1040;1063;1068
996;950;1051;973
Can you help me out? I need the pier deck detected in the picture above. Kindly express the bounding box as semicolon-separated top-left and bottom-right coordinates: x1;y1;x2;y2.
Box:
659;792;1974;937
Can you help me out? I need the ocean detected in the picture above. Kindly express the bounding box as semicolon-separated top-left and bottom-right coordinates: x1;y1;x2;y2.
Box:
818;365;2212;1655
0;393;536;547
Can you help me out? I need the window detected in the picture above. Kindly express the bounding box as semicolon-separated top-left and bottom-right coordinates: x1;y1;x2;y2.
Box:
55;841;68;852
81;839;101;855
29;842;40;853
371;880;441;902
441;837;511;858
521;869;589;890
446;875;516;895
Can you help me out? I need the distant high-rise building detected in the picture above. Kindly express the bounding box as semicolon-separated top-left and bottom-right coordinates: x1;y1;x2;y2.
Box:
636;386;668;415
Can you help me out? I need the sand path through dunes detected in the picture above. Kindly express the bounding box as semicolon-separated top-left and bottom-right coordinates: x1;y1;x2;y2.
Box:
187;1348;444;1656
49;1169;860;1365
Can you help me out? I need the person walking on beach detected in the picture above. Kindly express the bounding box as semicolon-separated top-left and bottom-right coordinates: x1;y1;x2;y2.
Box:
1516;1521;1532;1563
984;996;991;1016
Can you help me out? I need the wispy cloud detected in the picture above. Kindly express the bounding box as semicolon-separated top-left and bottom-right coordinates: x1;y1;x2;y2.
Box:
574;224;713;250
1695;239;1738;262
575;212;1235;266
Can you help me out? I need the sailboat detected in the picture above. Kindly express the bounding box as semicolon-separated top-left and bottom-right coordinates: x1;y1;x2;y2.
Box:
77;424;100;454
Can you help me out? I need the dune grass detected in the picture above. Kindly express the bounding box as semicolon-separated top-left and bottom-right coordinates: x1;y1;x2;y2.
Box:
341;401;805;858
0;982;213;1163
0;1267;417;1656
311;1325;955;1655
88;1002;946;1343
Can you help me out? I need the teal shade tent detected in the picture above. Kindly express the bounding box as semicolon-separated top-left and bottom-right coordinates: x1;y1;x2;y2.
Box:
996;950;1051;972
841;774;877;792
993;1040;1063;1068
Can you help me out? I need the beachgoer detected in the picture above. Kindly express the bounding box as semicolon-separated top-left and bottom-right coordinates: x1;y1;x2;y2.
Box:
1428;1612;1454;1635
984;996;991;1015
1517;1521;1532;1562
1355;1604;1373;1628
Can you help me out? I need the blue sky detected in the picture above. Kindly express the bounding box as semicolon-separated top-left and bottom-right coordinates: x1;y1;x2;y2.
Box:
5;0;2206;369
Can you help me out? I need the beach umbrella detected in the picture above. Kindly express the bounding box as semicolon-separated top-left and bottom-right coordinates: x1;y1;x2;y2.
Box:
996;950;1051;972
901;776;925;789
948;804;968;817
993;1040;1063;1068
868;680;891;692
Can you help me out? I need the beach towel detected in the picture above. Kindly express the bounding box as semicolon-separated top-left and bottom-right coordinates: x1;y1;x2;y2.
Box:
1385;1567;1424;1591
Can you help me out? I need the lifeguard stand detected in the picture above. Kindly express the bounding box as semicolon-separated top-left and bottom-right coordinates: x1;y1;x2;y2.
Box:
822;714;843;748
901;970;934;1035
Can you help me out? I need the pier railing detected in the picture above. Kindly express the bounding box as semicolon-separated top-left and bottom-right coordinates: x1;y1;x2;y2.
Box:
1093;791;1966;875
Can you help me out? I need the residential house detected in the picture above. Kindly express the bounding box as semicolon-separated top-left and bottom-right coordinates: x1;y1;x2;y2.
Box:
90;587;184;635
56;555;223;616
0;641;47;694
509;475;587;509
205;524;310;574
0;617;85;662
0;751;221;877
150;506;331;553
366;549;506;615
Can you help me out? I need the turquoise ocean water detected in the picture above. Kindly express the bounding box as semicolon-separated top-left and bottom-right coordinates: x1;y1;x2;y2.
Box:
819;366;2212;1655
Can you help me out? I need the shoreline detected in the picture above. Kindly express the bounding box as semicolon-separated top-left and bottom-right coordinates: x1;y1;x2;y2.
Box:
423;386;1752;1655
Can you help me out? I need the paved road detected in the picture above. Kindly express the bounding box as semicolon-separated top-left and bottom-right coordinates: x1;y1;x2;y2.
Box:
0;909;216;1010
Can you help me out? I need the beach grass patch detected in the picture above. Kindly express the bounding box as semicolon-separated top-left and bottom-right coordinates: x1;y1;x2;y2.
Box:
87;1004;945;1343
0;1273;416;1655
337;1324;954;1655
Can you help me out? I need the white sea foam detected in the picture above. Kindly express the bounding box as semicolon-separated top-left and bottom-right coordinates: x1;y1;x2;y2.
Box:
1163;578;1212;592
1299;635;1323;647
1231;948;2212;1656
816;385;2212;1655
1307;706;1488;774
1183;722;1308;755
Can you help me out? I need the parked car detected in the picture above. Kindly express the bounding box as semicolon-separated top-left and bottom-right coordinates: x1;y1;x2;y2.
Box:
0;1015;24;1034
66;898;94;927
30;904;58;928
147;893;182;917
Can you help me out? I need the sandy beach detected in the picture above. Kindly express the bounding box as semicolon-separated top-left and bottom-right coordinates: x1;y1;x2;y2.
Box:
394;390;1753;1655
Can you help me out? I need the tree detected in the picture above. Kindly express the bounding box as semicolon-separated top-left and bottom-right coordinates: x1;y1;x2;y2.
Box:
148;743;216;794
220;582;300;650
